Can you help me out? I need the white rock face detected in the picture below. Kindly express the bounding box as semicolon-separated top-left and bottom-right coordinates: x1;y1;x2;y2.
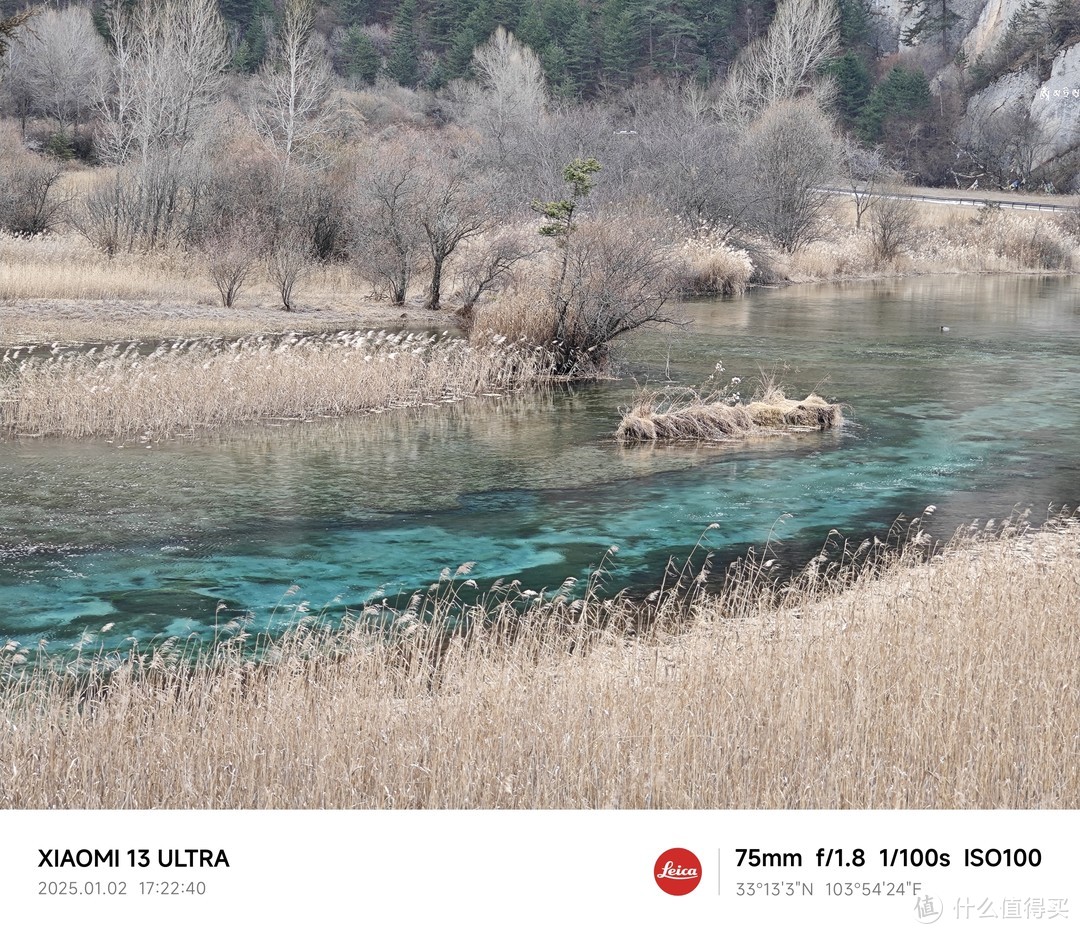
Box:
1030;44;1080;170
869;0;1080;183
960;42;1080;179
960;0;1028;60
871;0;987;53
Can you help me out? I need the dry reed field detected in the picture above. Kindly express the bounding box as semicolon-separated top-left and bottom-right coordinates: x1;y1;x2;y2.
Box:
2;513;1076;809
0;330;554;438
788;202;1080;281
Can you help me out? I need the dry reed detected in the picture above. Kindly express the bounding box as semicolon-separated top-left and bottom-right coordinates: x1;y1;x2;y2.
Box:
1;511;1076;808
1;330;554;439
616;375;843;442
787;204;1080;282
677;229;754;295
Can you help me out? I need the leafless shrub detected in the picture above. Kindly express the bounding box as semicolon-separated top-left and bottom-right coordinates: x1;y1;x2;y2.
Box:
740;98;839;252
455;230;535;318
267;226;315;311
350;140;426;304
0;147;66;236
1058;196;1080;238
204;219;265;307
869;195;919;264
71;168;141;256
547;216;684;374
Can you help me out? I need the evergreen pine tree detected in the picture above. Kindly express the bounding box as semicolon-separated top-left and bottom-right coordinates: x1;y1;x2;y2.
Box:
542;42;575;97
335;0;377;24
343;24;380;82
825;50;872;126
517;1;550;53
234;0;275;73
564;9;596;96
427;0;462;53
387;0;421;86
901;0;961;55
444;1;495;78
856;66;931;142
601;2;638;87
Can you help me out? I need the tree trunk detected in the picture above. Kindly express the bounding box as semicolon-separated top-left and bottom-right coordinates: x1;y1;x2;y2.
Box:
426;254;444;310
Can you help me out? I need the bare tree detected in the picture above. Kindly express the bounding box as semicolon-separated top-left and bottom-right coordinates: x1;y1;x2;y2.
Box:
414;141;493;310
251;0;332;171
631;92;748;232
840;140;894;230
715;0;840;127
954;88;1056;189
460;27;547;156
98;0;229;165
351;139;426;305
1;29;35;135
88;0;229;251
4;7;107;136
740;99;839;252
869;193;919;263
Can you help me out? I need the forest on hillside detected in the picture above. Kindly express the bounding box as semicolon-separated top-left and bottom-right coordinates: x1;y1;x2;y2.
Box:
0;0;1077;182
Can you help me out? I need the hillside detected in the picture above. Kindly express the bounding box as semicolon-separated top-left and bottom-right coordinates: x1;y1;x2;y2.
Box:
1;0;1078;188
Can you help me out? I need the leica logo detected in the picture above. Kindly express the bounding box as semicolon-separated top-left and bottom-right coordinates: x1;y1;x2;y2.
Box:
657;860;699;879
654;848;702;895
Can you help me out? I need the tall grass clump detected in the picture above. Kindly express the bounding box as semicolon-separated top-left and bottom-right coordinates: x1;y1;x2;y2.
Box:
616;366;843;442
0;329;555;439
677;228;754;295
1;512;1077;808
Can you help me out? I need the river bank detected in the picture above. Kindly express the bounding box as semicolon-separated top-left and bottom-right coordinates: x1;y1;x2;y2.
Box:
2;513;1076;809
3;191;1078;349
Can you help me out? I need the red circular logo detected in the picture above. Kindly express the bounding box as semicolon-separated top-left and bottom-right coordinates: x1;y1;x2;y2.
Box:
654;848;702;895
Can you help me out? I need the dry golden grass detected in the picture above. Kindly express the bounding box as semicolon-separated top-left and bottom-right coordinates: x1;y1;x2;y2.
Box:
788;202;1080;282
616;373;843;442
1;330;554;439
677;229;754;295
1;513;1076;808
0;233;442;345
0;233;201;303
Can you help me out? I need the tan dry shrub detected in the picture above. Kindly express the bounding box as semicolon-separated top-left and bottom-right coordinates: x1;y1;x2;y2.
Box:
470;279;559;346
869;195;919;265
677;229;754;295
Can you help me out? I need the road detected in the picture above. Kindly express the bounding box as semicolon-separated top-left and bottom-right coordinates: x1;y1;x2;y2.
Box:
818;185;1076;214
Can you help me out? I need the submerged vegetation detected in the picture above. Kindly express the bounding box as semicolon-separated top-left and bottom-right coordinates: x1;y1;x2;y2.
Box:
2;512;1076;808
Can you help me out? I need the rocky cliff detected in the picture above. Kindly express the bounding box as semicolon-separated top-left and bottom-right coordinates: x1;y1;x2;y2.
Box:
871;0;1079;186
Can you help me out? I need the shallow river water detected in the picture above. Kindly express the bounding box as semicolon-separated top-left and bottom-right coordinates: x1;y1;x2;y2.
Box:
2;275;1078;649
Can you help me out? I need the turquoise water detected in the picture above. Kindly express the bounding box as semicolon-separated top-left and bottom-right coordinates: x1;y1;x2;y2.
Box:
2;275;1078;649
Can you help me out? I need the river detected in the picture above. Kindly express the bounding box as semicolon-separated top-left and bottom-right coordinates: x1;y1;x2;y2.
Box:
2;274;1077;650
